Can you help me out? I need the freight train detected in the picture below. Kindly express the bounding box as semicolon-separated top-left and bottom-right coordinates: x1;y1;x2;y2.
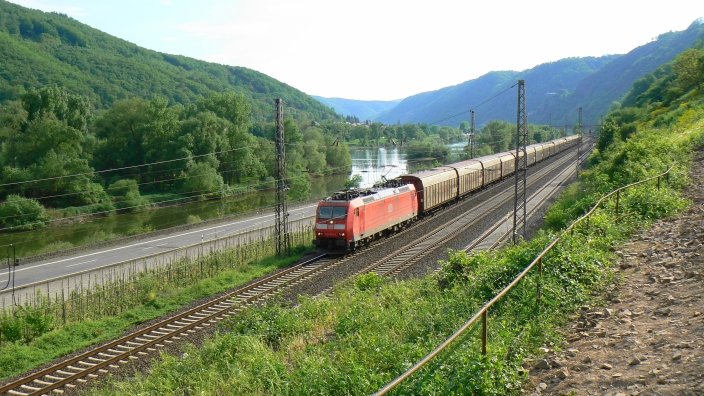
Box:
314;135;580;252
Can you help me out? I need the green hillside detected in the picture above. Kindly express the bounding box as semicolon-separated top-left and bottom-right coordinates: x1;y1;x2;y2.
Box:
0;0;338;122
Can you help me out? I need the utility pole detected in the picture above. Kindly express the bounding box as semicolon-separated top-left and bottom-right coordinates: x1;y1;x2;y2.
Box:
274;98;290;256
512;80;528;244
469;109;476;158
577;107;583;179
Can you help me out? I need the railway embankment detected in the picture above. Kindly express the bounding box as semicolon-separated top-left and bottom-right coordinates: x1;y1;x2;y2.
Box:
526;150;704;395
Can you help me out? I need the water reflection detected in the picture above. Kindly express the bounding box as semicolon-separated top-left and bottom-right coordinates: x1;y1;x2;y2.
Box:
350;147;408;188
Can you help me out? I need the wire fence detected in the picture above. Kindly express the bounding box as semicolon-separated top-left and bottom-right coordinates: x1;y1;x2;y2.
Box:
374;165;673;395
0;220;313;346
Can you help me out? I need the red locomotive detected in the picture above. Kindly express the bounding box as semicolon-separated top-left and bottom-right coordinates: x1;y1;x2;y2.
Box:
314;183;418;251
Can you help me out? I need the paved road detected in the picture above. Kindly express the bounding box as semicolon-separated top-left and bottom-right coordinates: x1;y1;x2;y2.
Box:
0;203;317;290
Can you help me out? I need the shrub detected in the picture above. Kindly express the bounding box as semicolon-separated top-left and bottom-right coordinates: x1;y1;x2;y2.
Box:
108;179;149;212
0;195;49;230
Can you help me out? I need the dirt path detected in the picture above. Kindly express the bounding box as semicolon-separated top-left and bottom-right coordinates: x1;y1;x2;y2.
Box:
525;152;704;396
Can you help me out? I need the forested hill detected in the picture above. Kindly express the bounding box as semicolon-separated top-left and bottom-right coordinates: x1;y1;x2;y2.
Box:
376;20;704;127
0;0;338;122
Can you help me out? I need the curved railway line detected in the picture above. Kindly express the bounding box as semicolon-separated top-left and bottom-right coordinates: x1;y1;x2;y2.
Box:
0;141;588;396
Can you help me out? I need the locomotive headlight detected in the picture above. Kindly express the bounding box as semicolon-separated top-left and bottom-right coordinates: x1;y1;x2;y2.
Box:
338;232;345;237
317;232;323;236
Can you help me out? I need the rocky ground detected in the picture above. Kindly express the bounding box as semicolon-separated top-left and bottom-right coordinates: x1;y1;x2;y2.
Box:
525;152;704;396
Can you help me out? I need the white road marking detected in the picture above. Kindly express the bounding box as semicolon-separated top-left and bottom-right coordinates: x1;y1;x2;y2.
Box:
10;205;317;275
66;259;97;268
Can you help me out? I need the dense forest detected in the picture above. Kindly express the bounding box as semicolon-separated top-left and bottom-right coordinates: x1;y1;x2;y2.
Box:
0;88;352;230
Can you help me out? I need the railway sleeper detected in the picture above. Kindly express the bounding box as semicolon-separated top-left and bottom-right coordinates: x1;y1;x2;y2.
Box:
164;324;183;331
31;378;53;386
20;384;41;391
56;370;76;376
45;375;64;381
87;356;106;363
7;390;28;396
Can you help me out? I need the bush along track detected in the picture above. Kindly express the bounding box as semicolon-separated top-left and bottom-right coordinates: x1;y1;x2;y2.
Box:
91;111;702;394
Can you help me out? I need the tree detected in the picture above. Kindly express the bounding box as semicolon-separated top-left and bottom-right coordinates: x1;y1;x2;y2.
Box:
480;120;513;153
180;162;224;198
0;195;48;230
672;48;704;91
108;179;148;212
21;86;91;132
93;98;153;180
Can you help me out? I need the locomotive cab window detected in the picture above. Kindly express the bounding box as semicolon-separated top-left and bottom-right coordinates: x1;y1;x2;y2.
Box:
318;206;333;219
332;206;348;219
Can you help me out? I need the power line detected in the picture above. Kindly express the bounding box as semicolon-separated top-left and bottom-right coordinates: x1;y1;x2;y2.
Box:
0;156;259;207
0;144;259;188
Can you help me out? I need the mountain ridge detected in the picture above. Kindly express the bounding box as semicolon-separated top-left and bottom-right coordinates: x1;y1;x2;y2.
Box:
329;20;704;127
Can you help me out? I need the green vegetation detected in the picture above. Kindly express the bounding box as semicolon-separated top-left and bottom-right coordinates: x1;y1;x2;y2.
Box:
93;46;704;395
0;195;48;230
345;122;463;147
0;228;313;380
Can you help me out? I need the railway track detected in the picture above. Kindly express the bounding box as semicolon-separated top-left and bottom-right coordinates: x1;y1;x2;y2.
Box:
0;253;348;396
479;142;594;251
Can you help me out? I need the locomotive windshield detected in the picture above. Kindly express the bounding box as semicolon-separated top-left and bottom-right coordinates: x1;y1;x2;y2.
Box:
318;206;347;220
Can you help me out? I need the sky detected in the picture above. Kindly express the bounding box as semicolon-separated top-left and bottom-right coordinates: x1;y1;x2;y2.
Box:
8;0;704;100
